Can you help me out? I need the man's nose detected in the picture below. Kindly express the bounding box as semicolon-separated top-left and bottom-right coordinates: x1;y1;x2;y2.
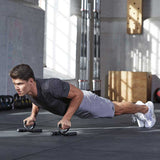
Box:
15;85;19;90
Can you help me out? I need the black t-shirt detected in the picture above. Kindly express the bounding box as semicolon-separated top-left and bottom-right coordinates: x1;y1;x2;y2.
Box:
29;78;71;116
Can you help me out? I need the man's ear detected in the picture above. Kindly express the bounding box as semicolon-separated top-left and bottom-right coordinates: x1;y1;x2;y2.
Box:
28;78;34;84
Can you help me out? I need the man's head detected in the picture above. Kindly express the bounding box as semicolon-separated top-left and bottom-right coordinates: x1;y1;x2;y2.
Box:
9;64;35;81
10;64;36;96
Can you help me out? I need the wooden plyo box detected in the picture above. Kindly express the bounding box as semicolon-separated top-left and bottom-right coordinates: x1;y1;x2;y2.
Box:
108;71;152;103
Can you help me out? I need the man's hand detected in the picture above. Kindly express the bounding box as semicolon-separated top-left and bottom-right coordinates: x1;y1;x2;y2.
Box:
57;119;71;130
23;116;36;126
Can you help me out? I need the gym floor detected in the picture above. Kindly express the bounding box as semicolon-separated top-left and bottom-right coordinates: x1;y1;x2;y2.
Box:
0;104;160;160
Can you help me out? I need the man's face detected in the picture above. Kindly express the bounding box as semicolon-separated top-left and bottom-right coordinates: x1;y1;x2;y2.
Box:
12;78;32;96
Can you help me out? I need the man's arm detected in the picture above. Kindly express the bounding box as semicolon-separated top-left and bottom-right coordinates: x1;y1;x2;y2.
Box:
30;103;39;118
58;84;83;129
24;103;39;126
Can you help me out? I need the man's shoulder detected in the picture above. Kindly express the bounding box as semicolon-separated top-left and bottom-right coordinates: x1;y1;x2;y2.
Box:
36;78;61;84
36;78;65;90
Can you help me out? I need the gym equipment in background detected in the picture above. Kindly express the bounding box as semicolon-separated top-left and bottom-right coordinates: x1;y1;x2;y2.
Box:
92;0;101;96
79;0;91;91
0;95;13;110
154;88;160;103
13;93;32;109
79;0;101;96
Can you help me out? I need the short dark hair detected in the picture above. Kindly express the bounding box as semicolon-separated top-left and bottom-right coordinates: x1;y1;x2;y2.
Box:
9;64;35;81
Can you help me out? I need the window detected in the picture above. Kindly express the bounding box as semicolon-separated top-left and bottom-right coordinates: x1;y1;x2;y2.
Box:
40;0;77;79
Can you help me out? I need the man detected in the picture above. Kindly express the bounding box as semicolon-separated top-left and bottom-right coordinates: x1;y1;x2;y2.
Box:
9;64;156;129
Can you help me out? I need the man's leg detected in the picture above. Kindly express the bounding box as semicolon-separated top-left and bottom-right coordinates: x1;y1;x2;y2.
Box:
113;101;148;116
113;101;156;128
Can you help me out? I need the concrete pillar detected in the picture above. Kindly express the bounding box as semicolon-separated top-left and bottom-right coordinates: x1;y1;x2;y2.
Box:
0;0;44;95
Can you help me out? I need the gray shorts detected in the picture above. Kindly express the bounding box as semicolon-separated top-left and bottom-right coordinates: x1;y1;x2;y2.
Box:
75;90;115;118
